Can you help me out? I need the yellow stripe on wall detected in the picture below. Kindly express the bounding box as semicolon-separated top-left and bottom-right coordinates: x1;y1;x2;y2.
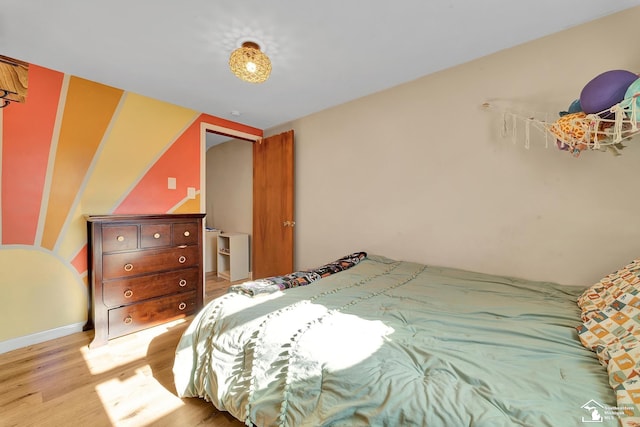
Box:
60;93;198;260
172;194;201;213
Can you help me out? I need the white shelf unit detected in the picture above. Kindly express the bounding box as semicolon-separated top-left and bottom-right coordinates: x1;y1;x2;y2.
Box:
217;232;249;282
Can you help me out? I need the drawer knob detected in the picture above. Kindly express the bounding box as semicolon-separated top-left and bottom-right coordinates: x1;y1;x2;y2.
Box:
178;256;186;264
123;289;134;298
178;302;187;310
124;315;133;324
183;230;190;237
153;232;161;239
117;235;125;242
124;263;134;272
179;279;187;287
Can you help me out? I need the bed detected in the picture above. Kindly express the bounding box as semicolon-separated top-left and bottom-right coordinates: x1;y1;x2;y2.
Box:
173;254;639;426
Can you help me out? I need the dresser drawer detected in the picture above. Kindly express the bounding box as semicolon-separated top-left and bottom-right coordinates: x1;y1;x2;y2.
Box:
102;245;199;279
173;221;199;246
141;223;171;248
102;267;199;308
102;225;138;252
108;291;197;338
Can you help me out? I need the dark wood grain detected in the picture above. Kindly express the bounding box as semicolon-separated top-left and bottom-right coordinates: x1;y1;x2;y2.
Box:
103;267;199;307
86;214;205;348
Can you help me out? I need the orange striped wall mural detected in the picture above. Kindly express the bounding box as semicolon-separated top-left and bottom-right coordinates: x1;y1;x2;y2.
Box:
0;63;262;343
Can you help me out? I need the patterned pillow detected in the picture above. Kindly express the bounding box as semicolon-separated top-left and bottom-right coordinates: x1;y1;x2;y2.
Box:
228;252;368;296
578;259;640;322
576;259;640;424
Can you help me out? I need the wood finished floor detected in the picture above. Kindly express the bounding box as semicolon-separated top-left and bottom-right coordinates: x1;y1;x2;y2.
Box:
0;273;247;427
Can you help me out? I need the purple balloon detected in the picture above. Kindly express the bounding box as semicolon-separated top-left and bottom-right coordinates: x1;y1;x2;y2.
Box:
579;70;638;114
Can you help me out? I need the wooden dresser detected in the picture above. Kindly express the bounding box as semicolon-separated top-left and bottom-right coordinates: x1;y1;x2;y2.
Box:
85;213;206;348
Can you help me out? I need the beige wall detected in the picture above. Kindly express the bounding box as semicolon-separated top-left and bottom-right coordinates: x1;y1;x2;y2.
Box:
267;7;640;286
205;138;253;234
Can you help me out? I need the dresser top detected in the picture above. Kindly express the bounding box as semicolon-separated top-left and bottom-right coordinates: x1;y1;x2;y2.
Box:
85;213;206;223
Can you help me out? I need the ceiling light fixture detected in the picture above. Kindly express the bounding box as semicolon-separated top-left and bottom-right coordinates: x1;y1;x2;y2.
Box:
229;41;271;84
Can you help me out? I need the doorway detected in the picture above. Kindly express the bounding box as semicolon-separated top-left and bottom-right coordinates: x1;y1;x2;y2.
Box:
201;125;295;281
202;126;258;277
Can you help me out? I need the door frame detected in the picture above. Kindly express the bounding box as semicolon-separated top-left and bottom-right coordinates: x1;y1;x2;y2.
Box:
199;122;262;281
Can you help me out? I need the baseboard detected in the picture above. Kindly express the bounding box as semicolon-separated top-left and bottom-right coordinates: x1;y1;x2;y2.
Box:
0;322;85;355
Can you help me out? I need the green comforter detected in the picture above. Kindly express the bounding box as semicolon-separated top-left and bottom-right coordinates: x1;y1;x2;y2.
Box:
173;255;618;426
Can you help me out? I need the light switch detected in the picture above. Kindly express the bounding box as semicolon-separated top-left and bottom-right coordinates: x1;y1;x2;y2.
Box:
167;177;177;190
187;187;196;199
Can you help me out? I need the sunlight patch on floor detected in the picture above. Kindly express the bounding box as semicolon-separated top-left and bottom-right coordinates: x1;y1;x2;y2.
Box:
80;318;187;375
81;318;191;424
95;370;186;427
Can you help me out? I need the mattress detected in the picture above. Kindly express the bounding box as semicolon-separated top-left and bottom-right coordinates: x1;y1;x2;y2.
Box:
173;255;620;426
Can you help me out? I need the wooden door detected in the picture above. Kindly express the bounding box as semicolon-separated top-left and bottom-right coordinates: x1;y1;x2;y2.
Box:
252;130;294;279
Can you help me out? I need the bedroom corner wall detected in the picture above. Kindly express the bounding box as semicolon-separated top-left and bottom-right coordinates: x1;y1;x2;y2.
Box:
268;6;640;286
0;62;261;350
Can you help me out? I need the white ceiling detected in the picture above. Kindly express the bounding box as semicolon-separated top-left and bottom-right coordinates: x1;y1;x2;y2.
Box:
1;0;639;148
